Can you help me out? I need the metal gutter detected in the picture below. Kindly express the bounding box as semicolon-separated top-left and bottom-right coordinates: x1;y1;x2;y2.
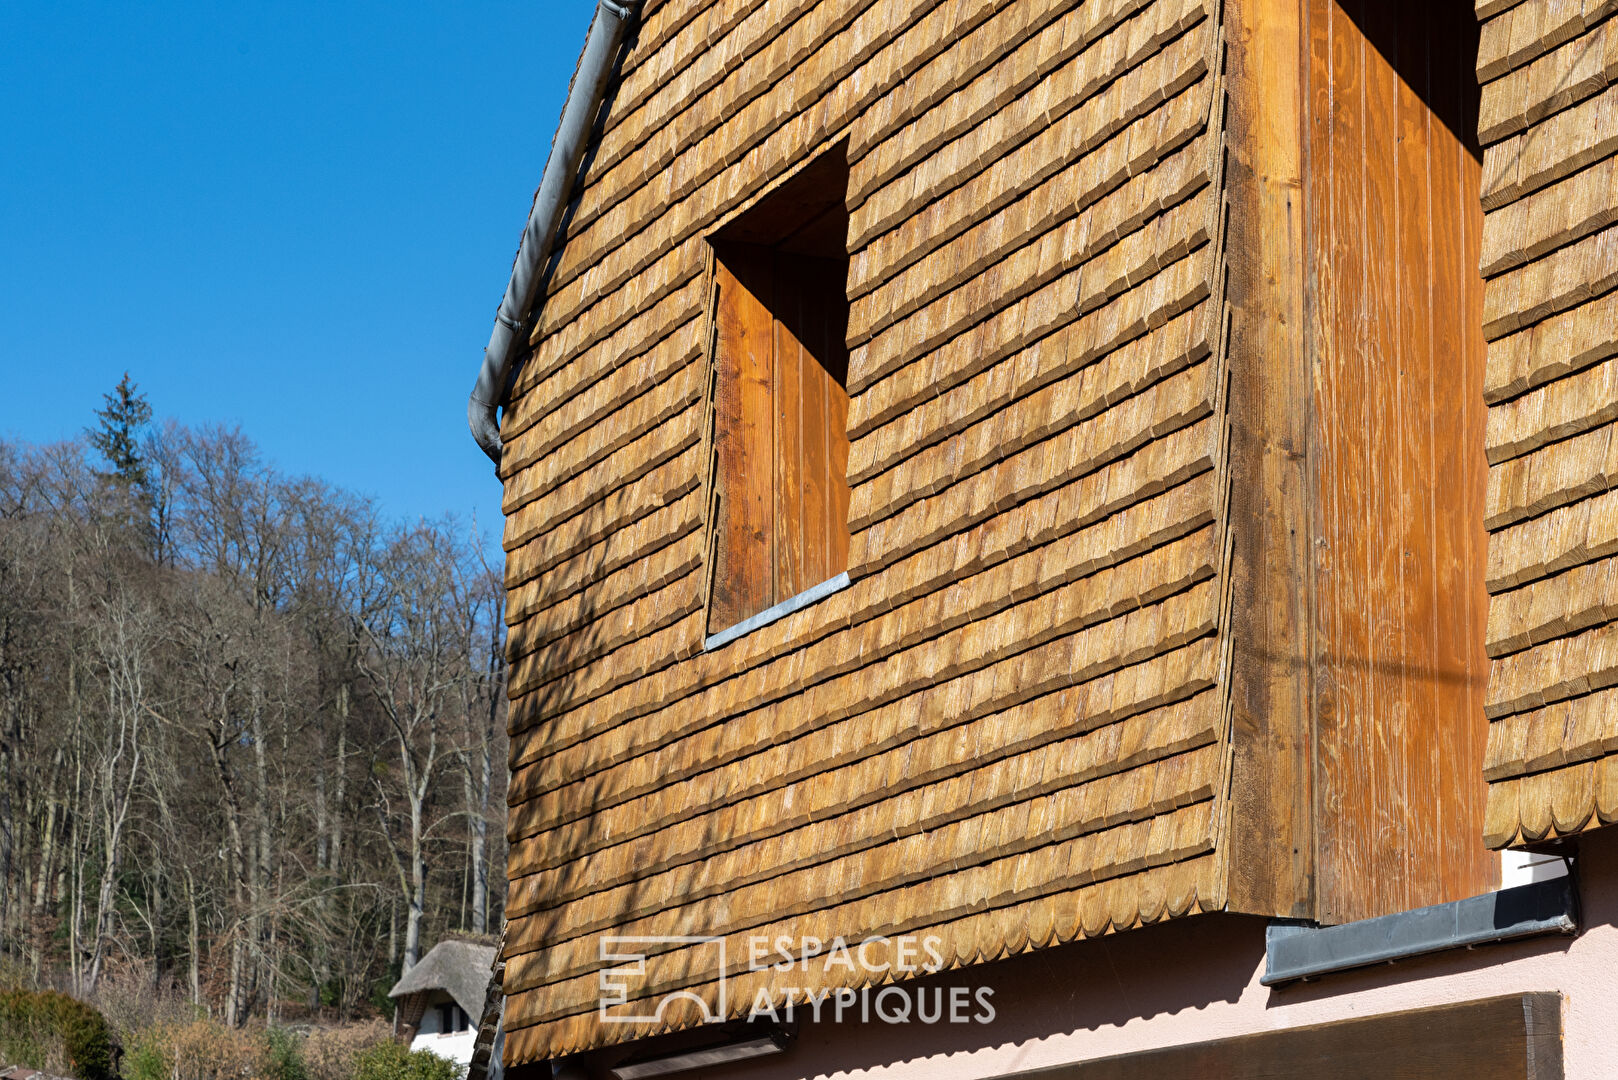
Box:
468;0;642;465
1263;875;1579;986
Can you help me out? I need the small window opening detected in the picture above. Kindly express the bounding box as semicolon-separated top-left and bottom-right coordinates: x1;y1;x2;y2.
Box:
705;144;852;638
438;1002;469;1033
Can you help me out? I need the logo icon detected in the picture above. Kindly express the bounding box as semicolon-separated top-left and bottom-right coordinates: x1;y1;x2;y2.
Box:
598;936;727;1025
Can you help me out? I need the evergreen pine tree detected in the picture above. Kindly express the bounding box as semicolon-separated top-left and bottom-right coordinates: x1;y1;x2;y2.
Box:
88;372;153;488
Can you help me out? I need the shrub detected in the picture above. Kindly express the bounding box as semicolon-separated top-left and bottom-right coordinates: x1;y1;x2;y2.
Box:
299;1021;389;1080
82;960;197;1048
123;1018;271;1080
123;1018;424;1080
0;992;48;1072
265;1026;309;1080
352;1039;463;1080
0;987;117;1080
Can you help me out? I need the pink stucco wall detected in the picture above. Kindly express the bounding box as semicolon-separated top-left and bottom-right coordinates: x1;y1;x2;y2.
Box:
711;828;1618;1080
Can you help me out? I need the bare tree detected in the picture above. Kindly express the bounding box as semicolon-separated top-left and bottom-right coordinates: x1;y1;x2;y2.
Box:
81;583;156;992
455;559;507;938
354;522;482;972
0;409;508;1024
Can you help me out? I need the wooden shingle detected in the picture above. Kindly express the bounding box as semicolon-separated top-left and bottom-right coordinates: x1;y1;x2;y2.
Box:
491;0;1253;1064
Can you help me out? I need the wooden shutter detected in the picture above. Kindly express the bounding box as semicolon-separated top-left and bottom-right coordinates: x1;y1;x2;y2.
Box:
709;243;850;635
1303;0;1494;920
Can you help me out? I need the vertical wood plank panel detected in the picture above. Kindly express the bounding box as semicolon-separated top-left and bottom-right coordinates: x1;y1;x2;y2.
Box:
1427;0;1494;893
823;286;851;586
1222;0;1316;920
813;255;852;587
1394;0;1437;908
774;252;807;600
1311;0;1370;924
1359;0;1404;912
1459;6;1490;887
1308;0;1494;922
799;265;833;591
709;249;777;632
710;243;851;630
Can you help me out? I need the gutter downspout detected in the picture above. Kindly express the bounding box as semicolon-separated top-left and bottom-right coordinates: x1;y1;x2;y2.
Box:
468;0;642;465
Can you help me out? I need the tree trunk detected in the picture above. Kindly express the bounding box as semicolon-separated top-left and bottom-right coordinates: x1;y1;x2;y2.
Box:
33;762;59;912
185;870;201;1007
469;742;491;936
212;731;253;1027
250;688;272;1023
86;665;142;993
404;793;424;972
0;704;14;959
332;687;347;875
315;763;328;872
68;733;85;993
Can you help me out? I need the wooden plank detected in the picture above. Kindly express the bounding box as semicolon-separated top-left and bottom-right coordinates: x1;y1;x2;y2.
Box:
1227;0;1494;925
1307;0;1367;924
508;686;1222;900
773;251;807;601
818;255;852;588
509;742;1221;947
1428;0;1497;896
1394;0;1438;916
500;856;1226;1060
798;258;834;591
1358;0;1402;919
1221;0;1314;920
1037;993;1563;1080
507;572;1222;831
505;429;1221;765
502;801;1219;1003
502;445;702;559
1305;0;1496;923
709;247;778;632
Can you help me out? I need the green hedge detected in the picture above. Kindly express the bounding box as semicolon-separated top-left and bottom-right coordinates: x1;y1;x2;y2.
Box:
0;987;117;1080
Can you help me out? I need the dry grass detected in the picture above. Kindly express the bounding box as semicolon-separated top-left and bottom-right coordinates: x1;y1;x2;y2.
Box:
300;1020;392;1080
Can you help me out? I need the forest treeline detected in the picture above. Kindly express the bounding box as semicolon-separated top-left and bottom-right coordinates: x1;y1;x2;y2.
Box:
0;377;507;1027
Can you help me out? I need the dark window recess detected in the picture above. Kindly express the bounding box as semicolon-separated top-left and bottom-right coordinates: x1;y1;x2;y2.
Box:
706;143;852;635
439;1003;468;1033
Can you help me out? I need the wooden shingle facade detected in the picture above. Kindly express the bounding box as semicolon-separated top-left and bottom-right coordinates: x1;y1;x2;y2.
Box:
1478;0;1618;849
491;0;1530;1067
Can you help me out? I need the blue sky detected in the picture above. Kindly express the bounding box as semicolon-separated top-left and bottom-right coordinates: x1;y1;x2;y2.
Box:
0;1;596;533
